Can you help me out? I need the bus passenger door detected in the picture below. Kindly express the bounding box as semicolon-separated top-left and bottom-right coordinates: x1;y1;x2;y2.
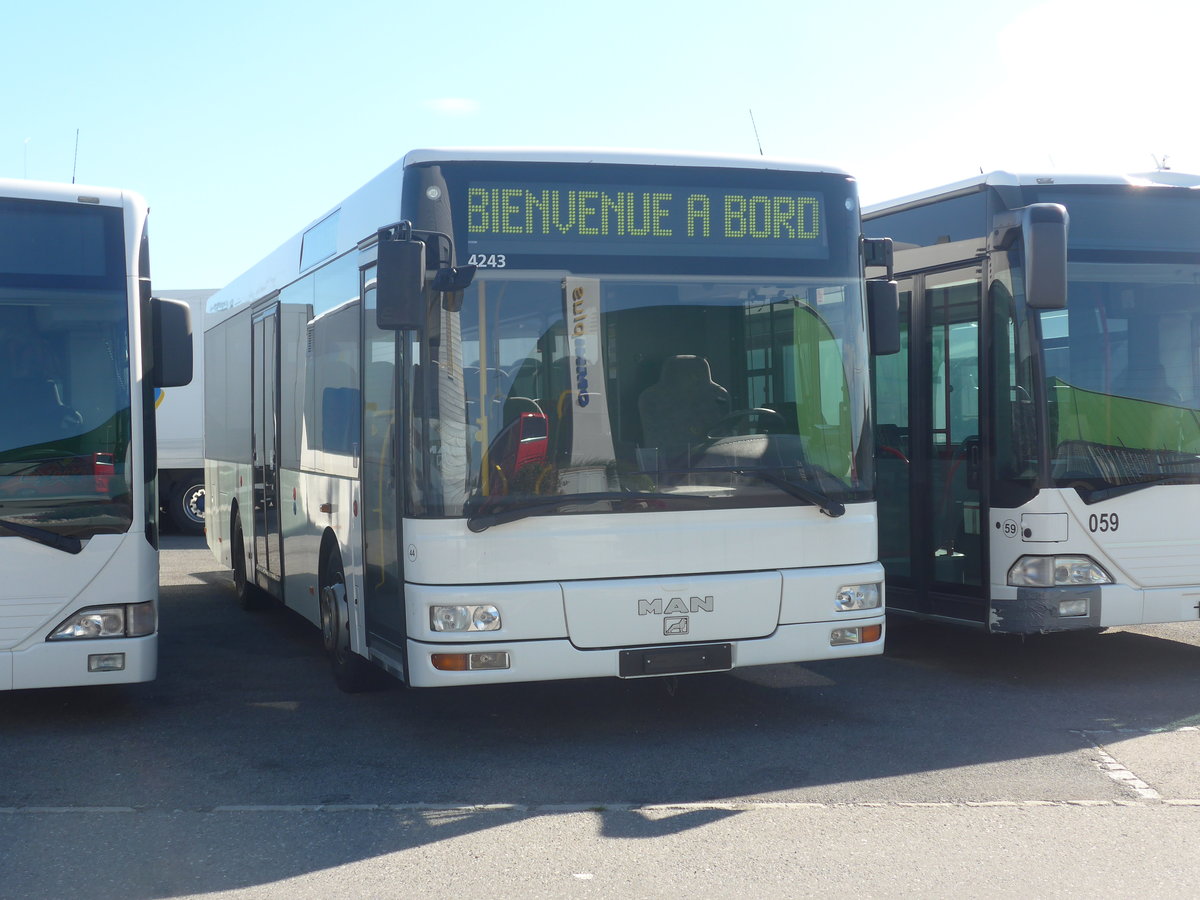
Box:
872;283;912;585
876;267;987;622
252;304;283;589
921;267;986;616
360;264;405;653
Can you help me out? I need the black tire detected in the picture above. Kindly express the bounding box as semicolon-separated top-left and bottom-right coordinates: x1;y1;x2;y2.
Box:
319;546;386;693
231;515;268;610
168;478;205;535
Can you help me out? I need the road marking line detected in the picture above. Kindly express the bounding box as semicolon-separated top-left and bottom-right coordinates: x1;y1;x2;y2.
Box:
1074;731;1162;801
0;806;137;814
1079;727;1199;735
3;799;1200;814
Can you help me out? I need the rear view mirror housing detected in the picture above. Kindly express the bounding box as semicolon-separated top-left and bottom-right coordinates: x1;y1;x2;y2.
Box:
862;236;900;355
374;223;477;329
992;203;1068;310
375;232;426;330
867;279;900;356
150;297;193;388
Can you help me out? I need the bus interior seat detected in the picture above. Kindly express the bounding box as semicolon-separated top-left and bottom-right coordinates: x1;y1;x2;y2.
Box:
506;358;542;405
637;355;730;460
503;395;542;425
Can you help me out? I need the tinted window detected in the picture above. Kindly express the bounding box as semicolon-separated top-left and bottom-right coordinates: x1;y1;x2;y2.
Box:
1030;187;1200;254
0;198;124;289
865;191;987;249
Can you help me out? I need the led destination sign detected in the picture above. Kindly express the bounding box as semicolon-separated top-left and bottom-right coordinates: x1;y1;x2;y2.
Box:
465;182;829;260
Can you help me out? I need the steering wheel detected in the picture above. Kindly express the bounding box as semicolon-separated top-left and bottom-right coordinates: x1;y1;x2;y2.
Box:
707;408;787;438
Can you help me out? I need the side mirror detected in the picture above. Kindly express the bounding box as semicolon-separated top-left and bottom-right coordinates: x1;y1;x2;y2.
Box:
1023;204;1068;310
867;279;900;356
862;236;894;275
376;232;426;330
993;203;1068;310
150;297;193;388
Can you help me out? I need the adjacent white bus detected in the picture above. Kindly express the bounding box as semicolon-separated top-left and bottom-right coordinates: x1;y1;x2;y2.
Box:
205;149;899;691
866;170;1200;633
155;289;214;535
0;178;192;690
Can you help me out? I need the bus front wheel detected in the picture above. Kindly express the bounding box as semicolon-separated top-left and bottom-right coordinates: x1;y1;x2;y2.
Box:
319;546;385;693
231;514;268;610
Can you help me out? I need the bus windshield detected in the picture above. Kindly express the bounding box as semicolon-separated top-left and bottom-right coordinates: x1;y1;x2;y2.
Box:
1042;258;1200;494
1019;185;1200;495
0;197;133;541
409;270;870;521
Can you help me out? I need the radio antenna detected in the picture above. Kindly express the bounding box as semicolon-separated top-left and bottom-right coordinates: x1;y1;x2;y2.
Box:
749;109;764;156
72;129;80;183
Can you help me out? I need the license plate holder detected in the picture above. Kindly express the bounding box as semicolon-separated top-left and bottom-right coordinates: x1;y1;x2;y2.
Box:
619;643;732;678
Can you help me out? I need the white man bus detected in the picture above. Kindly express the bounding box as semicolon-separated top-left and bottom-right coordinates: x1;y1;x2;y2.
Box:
204;149;899;691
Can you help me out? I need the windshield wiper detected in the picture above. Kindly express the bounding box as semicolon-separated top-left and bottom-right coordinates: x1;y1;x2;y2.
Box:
466;490;729;533
728;468;845;517
0;518;84;554
1075;474;1200;505
466;467;848;532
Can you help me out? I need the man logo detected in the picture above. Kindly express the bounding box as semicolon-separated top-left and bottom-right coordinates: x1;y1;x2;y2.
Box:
664;616;689;636
638;596;714;616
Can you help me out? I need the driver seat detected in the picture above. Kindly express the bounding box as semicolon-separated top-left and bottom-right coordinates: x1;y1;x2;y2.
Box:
638;355;730;464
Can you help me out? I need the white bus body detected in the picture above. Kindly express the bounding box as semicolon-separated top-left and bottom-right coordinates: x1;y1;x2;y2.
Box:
0;179;191;689
866;170;1200;633
155;289;213;534
205;149;892;691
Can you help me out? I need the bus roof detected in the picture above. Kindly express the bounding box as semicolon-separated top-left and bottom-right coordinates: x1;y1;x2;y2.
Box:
402;147;848;174
207;149;851;322
0;177;142;209
864;170;1200;218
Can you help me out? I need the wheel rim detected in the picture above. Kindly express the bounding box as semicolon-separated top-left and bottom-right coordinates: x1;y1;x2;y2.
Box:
320;553;348;657
181;485;205;525
319;585;339;653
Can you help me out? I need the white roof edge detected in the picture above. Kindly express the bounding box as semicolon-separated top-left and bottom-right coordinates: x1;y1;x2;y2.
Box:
401;147;850;176
865;170;1200;216
0;176;143;208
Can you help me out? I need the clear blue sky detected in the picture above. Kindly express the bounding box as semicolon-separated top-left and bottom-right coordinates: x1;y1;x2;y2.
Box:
4;0;1196;290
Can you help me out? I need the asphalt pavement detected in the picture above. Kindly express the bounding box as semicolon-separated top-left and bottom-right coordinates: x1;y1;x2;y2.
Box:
2;534;1199;898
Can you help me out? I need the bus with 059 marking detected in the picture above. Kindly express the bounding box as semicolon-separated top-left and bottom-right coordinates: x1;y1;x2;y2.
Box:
866;169;1200;634
0;178;192;690
204;149;900;691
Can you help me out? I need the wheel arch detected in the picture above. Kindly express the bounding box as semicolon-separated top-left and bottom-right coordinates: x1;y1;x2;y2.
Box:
318;526;343;580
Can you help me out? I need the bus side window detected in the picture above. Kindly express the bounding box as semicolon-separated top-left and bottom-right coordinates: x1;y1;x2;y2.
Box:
322;386;360;454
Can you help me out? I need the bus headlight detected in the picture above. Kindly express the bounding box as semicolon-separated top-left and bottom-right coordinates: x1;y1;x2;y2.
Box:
48;602;157;641
430;604;502;632
835;583;882;612
1007;555;1113;588
830;624;883;646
